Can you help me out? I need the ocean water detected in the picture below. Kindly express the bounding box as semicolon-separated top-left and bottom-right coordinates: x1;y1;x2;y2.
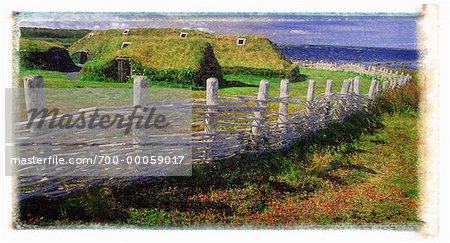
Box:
279;45;419;70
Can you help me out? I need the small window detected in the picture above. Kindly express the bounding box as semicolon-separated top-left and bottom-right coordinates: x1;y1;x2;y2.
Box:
236;38;246;46
88;32;94;38
122;29;130;35
180;32;188;38
121;42;131;49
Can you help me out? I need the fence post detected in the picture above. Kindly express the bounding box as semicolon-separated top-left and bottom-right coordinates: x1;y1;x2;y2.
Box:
325;80;333;96
324;79;334;121
252;80;269;137
368;80;378;99
334;79;351;119
133;76;149;148
133;76;149;106
375;80;381;94
390;79;397;89
278;79;290;128
348;78;354;94
24;76;46;133
306;79;316;114
205;77;218;134
382;81;389;91
401;76;407;86
353;77;360;95
340;79;351;94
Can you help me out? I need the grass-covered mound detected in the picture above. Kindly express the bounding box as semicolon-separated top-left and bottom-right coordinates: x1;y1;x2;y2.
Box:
20;27;90;48
69;28;300;85
73;35;222;86
210;35;299;79
19;39;81;72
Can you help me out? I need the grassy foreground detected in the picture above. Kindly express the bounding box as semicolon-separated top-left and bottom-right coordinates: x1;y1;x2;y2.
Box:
17;81;420;227
123;113;419;226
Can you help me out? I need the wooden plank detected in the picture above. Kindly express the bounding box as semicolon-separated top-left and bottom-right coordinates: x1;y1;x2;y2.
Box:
353;77;360;95
278;79;290;126
133;76;150;148
306;79;316;114
205;77;218;134
23;75;46;133
368;80;378;99
307;80;316;102
324;79;334;120
252;80;269;136
340;79;351;94
383;81;389;91
133;76;149;106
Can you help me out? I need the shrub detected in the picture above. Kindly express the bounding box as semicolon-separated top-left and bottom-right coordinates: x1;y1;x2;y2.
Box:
374;81;420;115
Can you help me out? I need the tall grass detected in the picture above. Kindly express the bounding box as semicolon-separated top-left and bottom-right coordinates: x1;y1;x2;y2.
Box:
374;77;419;116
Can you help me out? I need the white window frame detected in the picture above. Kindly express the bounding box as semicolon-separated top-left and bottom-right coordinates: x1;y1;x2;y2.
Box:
122;29;130;35
121;42;131;49
180;32;188;38
236;38;246;46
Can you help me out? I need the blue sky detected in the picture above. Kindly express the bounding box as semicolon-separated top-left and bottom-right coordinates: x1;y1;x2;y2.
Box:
17;13;418;49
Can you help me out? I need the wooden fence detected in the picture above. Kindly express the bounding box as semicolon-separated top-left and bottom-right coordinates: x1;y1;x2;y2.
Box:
13;64;412;200
298;60;412;85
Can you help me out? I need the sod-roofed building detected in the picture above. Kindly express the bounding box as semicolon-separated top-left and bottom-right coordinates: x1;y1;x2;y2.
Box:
69;28;300;87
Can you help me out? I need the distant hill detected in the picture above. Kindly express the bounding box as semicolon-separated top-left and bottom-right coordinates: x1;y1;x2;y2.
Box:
20;27;90;39
20;27;91;48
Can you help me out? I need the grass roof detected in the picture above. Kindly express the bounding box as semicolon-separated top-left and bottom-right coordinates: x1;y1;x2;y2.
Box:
69;28;292;72
210;35;291;70
19;38;81;72
20;38;64;53
79;36;212;70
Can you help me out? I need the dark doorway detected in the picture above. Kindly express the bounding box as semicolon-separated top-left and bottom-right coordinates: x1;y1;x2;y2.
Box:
116;58;132;82
78;51;88;64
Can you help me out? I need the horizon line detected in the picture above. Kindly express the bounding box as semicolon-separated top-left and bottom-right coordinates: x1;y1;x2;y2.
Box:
15;12;421;17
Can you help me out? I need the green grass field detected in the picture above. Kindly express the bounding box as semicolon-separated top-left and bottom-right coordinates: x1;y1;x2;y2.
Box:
17;67;375;117
19;67;203;89
19;67;374;97
222;68;373;97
